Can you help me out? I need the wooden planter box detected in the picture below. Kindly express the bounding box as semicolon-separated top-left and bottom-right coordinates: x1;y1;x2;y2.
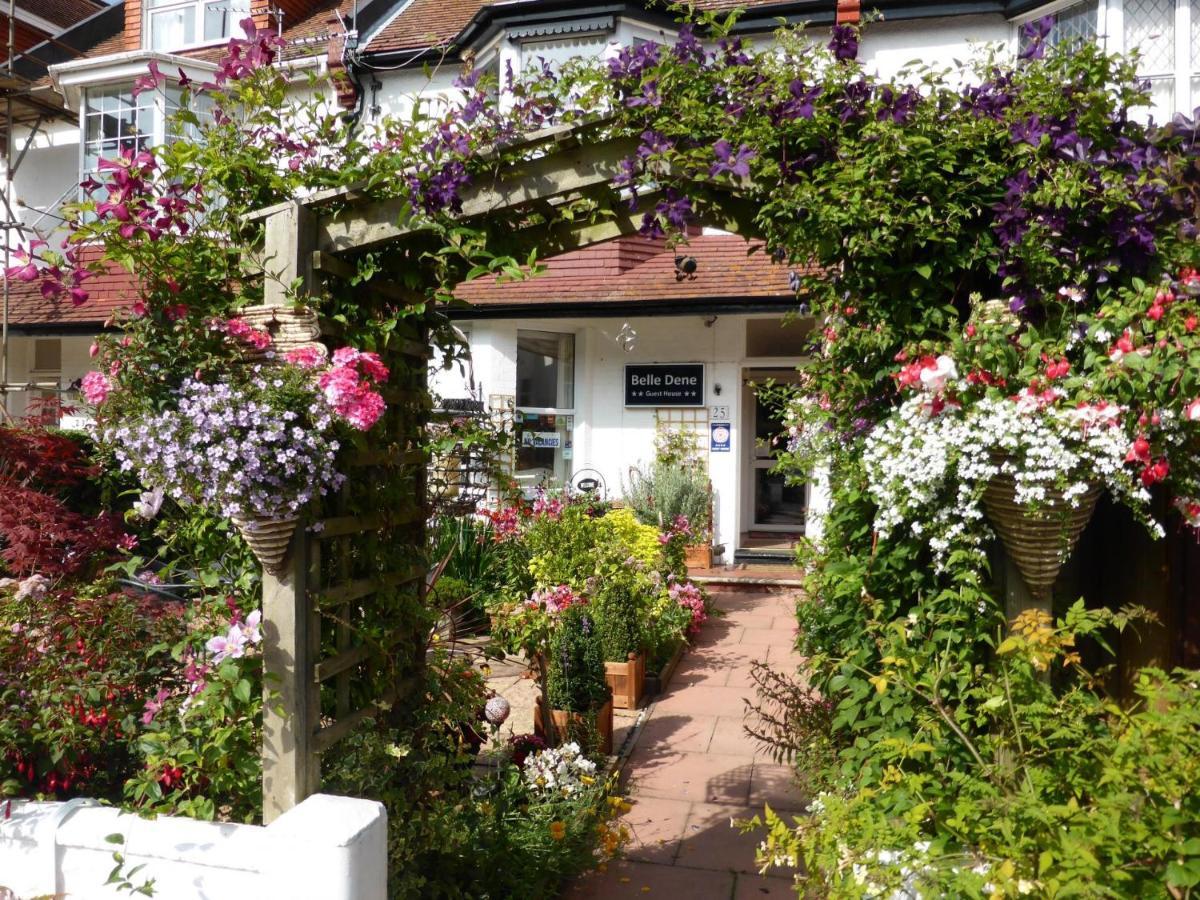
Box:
604;652;645;710
684;543;712;570
643;640;686;697
533;697;614;756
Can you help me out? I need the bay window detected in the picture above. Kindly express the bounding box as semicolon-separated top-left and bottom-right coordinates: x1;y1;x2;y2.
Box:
1014;0;1200;120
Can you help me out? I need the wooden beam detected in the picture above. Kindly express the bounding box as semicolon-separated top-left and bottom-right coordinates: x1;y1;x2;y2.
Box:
316;135;640;255
261;526;318;823
262;201;317;307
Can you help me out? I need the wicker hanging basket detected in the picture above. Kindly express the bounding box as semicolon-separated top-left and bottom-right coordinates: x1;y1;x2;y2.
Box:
238;304;326;365
970;298;1020;329
982;473;1101;603
233;515;299;576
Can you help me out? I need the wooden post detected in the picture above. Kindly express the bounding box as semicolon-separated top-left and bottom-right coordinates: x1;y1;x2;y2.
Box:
262;526;318;823
260;201;320;822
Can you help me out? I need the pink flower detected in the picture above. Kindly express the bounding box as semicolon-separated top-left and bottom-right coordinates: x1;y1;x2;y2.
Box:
80;371;113;405
164;304;188;321
141;688;170;725
129;299;148;318
1141;458;1170;487
1109;331;1135;362
318;366;386;431
222;317;272;350
88;342;99;358
1185;398;1200;422
1174;497;1200;527
356;351;389;384
284;346;325;368
1126;436;1152;464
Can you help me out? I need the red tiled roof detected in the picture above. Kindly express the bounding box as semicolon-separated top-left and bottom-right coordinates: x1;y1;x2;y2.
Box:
455;234;797;307
27;0;103;30
366;0;795;55
5;247;137;328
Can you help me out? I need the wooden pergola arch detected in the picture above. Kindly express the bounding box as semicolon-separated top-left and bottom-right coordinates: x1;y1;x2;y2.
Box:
250;119;762;820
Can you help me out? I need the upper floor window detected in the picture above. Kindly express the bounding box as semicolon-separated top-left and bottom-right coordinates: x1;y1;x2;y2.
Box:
81;82;211;191
147;0;250;51
1015;0;1200;120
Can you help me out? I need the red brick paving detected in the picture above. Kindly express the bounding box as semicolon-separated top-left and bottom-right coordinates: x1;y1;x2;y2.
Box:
570;589;805;898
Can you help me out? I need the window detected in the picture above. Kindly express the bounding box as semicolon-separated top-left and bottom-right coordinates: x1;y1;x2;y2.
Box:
31;338;62;374
1015;0;1200;119
81;82;211;194
1018;0;1099;54
147;0;250;51
515;330;575;489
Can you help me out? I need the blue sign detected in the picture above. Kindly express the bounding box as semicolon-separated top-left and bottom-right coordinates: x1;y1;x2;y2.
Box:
710;423;731;452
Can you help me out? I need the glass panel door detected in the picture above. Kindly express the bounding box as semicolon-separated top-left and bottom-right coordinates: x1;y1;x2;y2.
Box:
750;388;806;530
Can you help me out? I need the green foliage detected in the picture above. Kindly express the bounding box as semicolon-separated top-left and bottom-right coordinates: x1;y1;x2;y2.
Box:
594;579;643;662
546;606;610;714
323;654;623;899
624;462;713;536
0;580;185;802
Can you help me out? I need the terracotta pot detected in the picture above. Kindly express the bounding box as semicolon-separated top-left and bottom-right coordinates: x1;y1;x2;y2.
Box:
684;543;712;570
533;697;614;756
982;471;1101;604
604;652;645;710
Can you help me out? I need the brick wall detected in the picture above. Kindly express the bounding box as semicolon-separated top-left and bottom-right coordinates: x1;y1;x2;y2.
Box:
124;0;141;50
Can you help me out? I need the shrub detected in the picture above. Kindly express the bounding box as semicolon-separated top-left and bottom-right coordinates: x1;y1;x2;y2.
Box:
0;579;185;801
546;606;610;714
324;654;624;899
594;580;643;662
624;462;711;537
598;507;664;568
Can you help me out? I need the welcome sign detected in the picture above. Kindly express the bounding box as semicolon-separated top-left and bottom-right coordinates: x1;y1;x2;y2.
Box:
624;364;705;407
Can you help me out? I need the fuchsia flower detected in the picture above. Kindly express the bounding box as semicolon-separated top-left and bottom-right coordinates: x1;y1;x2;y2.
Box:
1174;497;1200;527
80;371;113;405
141;688;170;725
1186;399;1200;422
1109;331;1135;362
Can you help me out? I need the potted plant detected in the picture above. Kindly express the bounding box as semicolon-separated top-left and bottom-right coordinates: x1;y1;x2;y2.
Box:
624;457;713;570
595;581;647;710
534;605;614;755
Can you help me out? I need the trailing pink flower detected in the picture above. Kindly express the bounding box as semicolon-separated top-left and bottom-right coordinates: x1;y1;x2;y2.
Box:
317;362;386;431
525;584;584;615
284;346;326;369
80;371;113;405
221;317;272;351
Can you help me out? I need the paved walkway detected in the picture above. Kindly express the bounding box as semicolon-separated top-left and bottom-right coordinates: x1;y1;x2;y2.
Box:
571;589;804;899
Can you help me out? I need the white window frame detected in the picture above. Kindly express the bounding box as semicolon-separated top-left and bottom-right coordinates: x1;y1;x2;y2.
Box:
78;80;211;195
144;0;250;53
514;329;577;489
1012;0;1198;118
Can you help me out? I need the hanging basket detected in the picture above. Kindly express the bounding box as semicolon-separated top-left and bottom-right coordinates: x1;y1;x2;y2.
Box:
982;472;1101;603
970;298;1020;329
238;304;326;365
233;515;299;576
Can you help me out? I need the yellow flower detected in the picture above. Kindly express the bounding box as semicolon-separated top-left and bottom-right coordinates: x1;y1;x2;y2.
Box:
581;775;595;785
549;821;567;841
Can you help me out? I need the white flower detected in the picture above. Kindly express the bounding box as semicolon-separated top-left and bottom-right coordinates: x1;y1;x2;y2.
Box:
918;355;957;393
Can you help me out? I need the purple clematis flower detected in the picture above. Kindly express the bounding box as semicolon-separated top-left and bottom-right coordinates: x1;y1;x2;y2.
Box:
828;24;858;62
1019;16;1054;60
710;140;756;178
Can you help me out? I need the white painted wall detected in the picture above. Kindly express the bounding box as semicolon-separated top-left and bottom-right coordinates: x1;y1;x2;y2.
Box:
860;14;1011;82
0;793;387;900
2;333;95;421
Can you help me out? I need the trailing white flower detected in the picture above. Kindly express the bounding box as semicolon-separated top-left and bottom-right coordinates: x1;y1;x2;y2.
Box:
523;741;598;797
863;391;1151;570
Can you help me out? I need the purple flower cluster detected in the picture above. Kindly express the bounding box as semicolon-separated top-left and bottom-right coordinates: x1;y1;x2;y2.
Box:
104;375;344;521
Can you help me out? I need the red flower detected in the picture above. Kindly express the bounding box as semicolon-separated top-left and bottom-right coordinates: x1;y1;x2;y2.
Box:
1140;458;1170;487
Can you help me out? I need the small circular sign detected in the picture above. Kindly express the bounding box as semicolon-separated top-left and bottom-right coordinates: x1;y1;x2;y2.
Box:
712;426;730;443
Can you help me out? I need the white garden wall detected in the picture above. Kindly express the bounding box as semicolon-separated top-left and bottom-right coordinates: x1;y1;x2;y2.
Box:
0;793;386;900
